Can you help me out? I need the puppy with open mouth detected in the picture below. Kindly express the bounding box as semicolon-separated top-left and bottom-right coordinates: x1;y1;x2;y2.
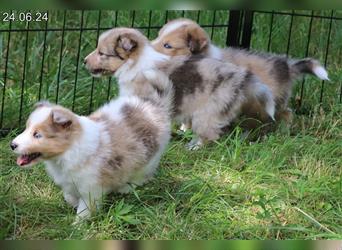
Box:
11;92;171;223
151;18;329;124
84;28;276;149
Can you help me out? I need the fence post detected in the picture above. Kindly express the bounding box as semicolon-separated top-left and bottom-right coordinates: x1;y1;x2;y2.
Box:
226;10;242;47
241;11;254;49
227;10;254;49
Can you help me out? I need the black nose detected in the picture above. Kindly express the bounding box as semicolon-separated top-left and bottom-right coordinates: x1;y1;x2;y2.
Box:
83;58;87;65
10;142;18;150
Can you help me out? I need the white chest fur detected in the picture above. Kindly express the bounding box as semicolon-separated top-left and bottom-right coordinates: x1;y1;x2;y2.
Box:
44;117;103;196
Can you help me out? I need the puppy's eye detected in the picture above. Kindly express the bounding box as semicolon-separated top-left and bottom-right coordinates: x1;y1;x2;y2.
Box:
164;43;172;49
33;131;42;139
99;51;105;56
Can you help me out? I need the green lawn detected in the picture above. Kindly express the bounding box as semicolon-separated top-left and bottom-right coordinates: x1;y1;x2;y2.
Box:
0;10;341;239
0;105;341;239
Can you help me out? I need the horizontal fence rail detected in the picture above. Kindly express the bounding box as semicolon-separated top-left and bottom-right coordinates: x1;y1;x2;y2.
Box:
0;10;341;137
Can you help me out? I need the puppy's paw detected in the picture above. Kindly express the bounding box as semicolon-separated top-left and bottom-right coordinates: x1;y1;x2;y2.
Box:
73;209;91;226
72;215;87;226
118;184;133;194
64;193;79;208
186;138;203;150
179;123;189;132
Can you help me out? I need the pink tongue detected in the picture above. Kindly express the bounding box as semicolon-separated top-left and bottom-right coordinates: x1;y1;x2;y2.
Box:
17;155;30;166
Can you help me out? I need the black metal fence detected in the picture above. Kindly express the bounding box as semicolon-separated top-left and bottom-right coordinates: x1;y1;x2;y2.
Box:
0;10;341;136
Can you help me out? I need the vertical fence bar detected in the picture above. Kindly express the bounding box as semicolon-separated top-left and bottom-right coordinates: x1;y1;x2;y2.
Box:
267;11;274;52
319;10;334;103
131;10;136;27
38;13;48;101
56;10;67;104
226;10;242;47
299;11;314;108
164;10;169;23
227;11;254;49
285;10;294;56
88;10;102;113
196;10;201;23
114;10;119;27
0;13;12;129
240;11;254;49
18;21;30;127
210;10;216;40
147;10;152;38
106;11;118;101
72;10;84;111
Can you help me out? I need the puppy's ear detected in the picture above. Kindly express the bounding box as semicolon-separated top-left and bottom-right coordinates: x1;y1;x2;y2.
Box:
35;100;52;109
186;25;209;53
117;34;138;52
50;109;73;129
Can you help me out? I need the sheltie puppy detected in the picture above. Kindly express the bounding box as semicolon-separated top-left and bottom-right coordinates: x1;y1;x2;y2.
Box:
11;94;171;223
152;18;329;123
84;28;275;149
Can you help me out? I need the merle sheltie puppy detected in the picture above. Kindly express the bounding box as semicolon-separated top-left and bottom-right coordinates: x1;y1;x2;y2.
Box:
11;92;171;223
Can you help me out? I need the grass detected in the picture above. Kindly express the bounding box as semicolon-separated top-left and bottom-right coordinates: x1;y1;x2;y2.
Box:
0;105;341;239
0;10;341;239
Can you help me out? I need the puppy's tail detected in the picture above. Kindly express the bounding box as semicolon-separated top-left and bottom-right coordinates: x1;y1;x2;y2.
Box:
141;69;174;112
290;58;329;81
